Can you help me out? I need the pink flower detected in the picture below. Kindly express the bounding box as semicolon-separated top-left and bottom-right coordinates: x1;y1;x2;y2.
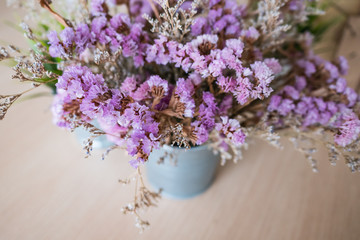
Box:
147;75;169;95
215;116;246;146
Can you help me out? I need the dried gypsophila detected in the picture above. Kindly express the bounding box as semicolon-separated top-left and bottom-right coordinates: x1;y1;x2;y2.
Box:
274;114;357;172
69;120;107;157
4;24;59;84
94;48;111;65
289;135;319;172
0;94;21;120
0;47;10;61
168;123;191;148
0;73;55;120
20;22;35;40
143;0;201;41
329;137;360;172
254;0;291;50
121;167;162;232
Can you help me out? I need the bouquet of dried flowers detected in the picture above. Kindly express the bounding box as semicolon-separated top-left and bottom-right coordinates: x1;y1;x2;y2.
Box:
1;0;360;231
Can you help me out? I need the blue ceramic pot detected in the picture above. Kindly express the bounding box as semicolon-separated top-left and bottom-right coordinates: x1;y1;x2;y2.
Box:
146;145;220;199
74;120;113;149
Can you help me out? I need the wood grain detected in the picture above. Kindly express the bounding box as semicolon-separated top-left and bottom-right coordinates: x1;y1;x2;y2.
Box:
1;1;360;240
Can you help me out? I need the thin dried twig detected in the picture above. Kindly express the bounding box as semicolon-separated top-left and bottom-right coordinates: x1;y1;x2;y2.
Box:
39;0;73;27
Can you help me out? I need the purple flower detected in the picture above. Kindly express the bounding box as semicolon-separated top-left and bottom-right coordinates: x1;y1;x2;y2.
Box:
56;65;105;93
80;92;108;119
208;52;227;77
188;73;202;86
233;77;252;105
324;61;339;80
218;95;233;115
175;78;195;117
288;0;304;11
51;93;72;129
131;82;150;101
217;76;237;92
344;87;357;107
171;43;192;72
208;8;223;22
268;95;282;111
330;77;347;93
214;18;227;33
327;102;338;115
184;34;219;75
110;13;131;34
303;108;320;126
338;56;349;75
264;58;282;75
297;60;315;77
202;92;218;113
91;0;108;16
250;61;274;98
191;17;210;36
295;101;308;115
190;34;218;54
284;86;300;100
52;66;108;128
129;0;152;24
295;76;307;91
278;99;295;116
314;98;327;112
147;75;169;97
75;24;92;53
60;27;75;48
241;26;260;41
319;111;332;125
225;38;244;57
334;111;360;147
215;116;245;146
120;76;138;94
126;129;159;168
251;61;273;84
48;30;60;45
197;92;218;130
91;16;109;44
191;0;243;37
192;121;209;145
119;102;146;128
146;36;171;65
48;31;65;57
223;15;241;36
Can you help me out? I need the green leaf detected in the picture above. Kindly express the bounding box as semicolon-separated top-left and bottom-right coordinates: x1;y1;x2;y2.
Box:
44;63;63;75
297;16;343;42
312;17;342;41
39;23;50;32
32;77;58;94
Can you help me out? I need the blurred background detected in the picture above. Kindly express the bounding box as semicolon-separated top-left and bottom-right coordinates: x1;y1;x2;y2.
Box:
1;0;360;239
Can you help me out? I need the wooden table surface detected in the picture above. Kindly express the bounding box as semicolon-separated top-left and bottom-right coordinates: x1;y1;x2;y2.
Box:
1;1;360;240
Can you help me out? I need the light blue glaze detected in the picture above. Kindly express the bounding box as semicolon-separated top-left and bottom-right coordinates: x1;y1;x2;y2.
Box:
146;145;220;199
74;120;113;149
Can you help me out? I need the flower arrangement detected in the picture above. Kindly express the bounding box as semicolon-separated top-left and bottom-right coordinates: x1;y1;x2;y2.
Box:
1;0;360;231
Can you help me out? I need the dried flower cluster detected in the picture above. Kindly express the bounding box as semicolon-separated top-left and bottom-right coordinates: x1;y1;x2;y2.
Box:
2;0;360;230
